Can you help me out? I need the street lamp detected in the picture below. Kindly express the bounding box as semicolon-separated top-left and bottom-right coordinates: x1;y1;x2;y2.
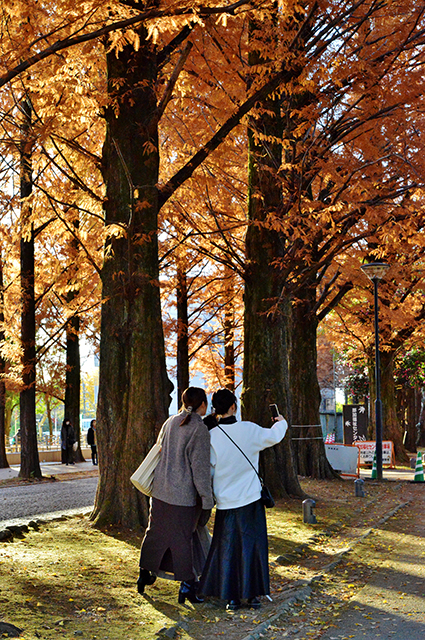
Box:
361;261;390;481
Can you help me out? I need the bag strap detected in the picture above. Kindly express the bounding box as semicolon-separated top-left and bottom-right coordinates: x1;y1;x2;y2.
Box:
217;425;264;486
156;418;171;447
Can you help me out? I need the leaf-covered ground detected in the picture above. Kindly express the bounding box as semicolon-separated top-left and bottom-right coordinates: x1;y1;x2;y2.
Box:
0;476;421;640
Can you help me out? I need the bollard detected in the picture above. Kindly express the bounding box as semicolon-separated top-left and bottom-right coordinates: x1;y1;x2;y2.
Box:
302;498;317;524
354;478;365;497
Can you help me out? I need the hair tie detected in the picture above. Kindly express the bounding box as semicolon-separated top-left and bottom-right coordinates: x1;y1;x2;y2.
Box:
187;406;193;413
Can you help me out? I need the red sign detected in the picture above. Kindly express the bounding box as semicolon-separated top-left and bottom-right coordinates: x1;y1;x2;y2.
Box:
353;441;395;468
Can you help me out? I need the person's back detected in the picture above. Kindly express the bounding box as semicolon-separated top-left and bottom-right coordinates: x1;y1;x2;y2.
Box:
87;426;94;446
210;419;287;510
152;412;213;509
199;388;288;610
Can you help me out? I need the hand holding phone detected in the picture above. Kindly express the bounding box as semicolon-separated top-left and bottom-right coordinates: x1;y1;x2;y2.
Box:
269;404;279;420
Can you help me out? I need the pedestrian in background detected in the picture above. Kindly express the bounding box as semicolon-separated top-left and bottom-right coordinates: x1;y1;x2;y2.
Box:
60;418;75;466
87;419;98;465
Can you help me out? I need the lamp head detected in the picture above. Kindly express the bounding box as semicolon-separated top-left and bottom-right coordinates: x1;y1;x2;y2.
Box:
361;262;390;281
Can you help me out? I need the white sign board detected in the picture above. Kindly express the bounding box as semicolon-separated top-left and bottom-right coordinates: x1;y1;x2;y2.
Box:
353;441;394;466
325;444;360;477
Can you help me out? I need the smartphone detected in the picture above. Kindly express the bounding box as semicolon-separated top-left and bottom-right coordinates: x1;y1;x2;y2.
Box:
269;404;279;419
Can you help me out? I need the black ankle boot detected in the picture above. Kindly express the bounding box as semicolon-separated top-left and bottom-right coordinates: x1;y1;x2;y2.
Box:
137;568;156;594
226;599;241;611
178;580;204;604
248;596;261;610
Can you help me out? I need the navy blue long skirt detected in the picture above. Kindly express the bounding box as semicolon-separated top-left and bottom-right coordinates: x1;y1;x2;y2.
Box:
199;499;269;600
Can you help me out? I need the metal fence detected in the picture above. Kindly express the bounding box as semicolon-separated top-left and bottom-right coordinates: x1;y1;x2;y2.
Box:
6;434;61;454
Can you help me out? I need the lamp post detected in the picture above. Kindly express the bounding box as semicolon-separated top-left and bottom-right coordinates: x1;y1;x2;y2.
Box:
361;262;390;481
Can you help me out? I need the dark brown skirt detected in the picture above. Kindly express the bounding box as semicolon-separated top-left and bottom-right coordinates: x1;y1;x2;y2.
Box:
139;498;203;582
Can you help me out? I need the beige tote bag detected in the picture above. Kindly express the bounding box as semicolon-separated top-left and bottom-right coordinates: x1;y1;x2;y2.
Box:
130;442;162;496
130;421;168;496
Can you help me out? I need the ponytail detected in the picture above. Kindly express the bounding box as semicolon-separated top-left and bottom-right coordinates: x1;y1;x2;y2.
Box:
180;387;207;425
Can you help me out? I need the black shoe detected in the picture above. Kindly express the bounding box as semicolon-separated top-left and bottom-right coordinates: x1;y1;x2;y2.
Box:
226;599;241;611
248;596;261;610
137;569;156;595
178;581;204;604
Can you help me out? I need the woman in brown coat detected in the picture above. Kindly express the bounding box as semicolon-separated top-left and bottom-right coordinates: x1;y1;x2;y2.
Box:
137;387;214;604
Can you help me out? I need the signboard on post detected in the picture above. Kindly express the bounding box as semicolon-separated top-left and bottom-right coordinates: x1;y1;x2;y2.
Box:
353;440;396;468
343;404;368;444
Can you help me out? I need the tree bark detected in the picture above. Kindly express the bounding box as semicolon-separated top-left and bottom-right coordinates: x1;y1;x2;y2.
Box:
0;253;8;468
380;350;408;462
242;94;303;499
64;216;83;459
92;26;172;528
224;303;235;392
406;388;420;453
176;261;189;408
224;272;235;391
19;99;41;479
44;392;54;444
290;291;337;479
64;313;83;461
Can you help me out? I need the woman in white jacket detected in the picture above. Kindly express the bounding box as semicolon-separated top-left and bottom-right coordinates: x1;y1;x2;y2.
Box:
199;388;287;610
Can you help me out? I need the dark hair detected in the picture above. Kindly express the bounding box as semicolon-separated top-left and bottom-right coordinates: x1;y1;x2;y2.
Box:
180;387;207;425
90;419;96;428
203;413;219;430
211;388;237;415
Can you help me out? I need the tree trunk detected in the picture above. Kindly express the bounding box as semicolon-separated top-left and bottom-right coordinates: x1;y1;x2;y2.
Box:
0;253;8;469
19;99;41;479
416;391;425;448
44;392;54;444
380;350;408;462
64;217;83;460
405;387;419;453
92;27;172;528
224;272;235;392
176;261;189;408
242;95;303;499
290;291;337;478
64;313;83;461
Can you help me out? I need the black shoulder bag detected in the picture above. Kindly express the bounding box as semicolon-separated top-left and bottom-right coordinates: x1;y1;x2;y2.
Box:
217;425;275;508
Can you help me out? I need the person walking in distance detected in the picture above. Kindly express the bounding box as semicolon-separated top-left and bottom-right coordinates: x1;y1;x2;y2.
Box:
87;419;98;465
60;418;76;466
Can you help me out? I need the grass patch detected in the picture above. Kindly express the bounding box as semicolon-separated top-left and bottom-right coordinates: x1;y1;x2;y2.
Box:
0;477;410;640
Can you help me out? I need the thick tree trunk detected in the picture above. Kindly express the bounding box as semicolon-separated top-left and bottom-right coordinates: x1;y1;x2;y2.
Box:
290;292;337;479
19;99;41;479
405;388;419;453
92;28;172;528
0;254;8;469
380;350;408;462
242;103;303;499
64;314;83;461
176;262;189;407
416;391;425;448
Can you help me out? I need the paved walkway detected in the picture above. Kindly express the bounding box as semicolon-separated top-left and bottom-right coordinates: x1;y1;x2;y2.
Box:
0;461;416;482
318;489;425;640
0;460;98;481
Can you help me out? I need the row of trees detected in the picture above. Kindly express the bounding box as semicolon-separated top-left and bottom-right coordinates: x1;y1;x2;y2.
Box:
1;1;425;526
